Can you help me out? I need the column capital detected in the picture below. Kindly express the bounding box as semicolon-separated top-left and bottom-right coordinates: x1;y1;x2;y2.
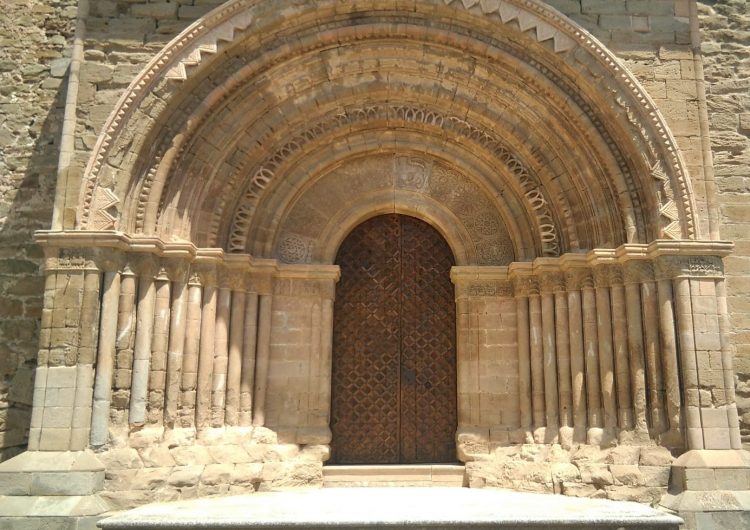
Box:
655;255;725;280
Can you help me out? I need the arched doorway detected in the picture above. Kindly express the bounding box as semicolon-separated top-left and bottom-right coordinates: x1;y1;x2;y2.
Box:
330;214;457;464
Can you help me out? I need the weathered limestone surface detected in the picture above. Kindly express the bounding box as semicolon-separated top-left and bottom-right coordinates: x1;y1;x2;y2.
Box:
699;0;750;451
0;0;76;460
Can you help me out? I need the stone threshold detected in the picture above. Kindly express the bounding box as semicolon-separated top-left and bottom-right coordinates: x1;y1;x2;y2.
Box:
97;487;683;529
323;464;467;487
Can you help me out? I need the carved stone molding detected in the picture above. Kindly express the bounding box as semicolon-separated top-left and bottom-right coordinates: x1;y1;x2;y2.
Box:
77;0;696;247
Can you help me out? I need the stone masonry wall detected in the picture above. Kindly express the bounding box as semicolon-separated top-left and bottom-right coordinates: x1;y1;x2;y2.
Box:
699;0;750;450
0;0;76;460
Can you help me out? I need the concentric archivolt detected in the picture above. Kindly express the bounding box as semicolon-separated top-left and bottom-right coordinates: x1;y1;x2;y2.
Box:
76;0;699;253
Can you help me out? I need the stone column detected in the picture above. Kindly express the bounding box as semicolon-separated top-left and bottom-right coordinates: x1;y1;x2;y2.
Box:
318;297;335;426
553;277;573;447
239;291;259;427
129;257;158;426
514;277;533;441
716;278;742;449
90;267;122;446
113;266;137;426
225;285;246;427
147;268;171;425
252;289;273;426
164;261;189;426
608;267;634;436
656;263;682;447
528;281;546;442
211;286;231;427
623;262;649;440
581;272;603;444
540;274;559;443
565;269;587;444
180;273;203;427
196;267;217;430
641;263;668;434
593;266;617;443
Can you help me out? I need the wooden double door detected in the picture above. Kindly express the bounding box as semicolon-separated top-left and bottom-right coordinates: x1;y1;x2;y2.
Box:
330;214;457;464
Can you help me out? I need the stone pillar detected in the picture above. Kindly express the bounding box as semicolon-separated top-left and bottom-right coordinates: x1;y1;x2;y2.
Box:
180;273;203;427
196;268;217;430
0;246;109;524
225;286;246;427
211;286;231;427
581;273;603;444
528;280;546;442
565;269;587;444
623;262;649;440
514;277;533;441
608;267;633;437
553;276;573;447
90;268;122;446
593;266;617;443
641;263;668;434
239;291;259;427
147;268;171;425
540;274;559;443
252;289;273;426
656;264;682;448
659;253;750;527
129;257;158;426
164;261;189;426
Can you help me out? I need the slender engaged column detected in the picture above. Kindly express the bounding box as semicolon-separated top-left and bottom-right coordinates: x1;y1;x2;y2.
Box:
566;272;587;443
515;285;532;437
239;292;259;426
673;277;703;449
196;282;217;429
319;297;334;424
624;265;649;438
554;284;573;438
540;283;559;439
130;267;157;426
594;268;617;439
180;274;202;427
582;275;603;442
114;268;137;423
528;286;545;438
147;269;171;425
211;287;231;427
642;276;668;434
225;289;246;426
91;271;121;446
252;293;273;426
609;271;633;431
164;268;188;426
657;276;682;444
308;302;323;426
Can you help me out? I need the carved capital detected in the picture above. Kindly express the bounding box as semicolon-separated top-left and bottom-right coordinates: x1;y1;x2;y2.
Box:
623;260;654;284
162;258;191;283
539;272;565;293
564;269;589;291
655;255;724;279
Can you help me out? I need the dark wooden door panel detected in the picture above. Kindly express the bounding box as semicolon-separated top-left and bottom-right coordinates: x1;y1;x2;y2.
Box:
330;214;456;464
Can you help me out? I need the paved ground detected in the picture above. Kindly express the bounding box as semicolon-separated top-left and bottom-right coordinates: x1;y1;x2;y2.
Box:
98;487;683;529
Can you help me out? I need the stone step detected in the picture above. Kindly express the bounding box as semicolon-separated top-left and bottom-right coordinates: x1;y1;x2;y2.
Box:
97;487;683;530
323;464;467;487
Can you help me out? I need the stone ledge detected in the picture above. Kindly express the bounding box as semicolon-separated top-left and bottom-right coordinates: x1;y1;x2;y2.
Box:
98;488;683;529
0;494;111;517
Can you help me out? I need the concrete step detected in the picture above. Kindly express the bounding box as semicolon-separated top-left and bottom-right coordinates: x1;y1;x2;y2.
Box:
323;464;467;487
97;487;683;530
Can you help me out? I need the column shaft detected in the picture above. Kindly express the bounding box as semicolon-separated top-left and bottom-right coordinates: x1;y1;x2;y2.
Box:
625;282;649;436
196;285;217;429
529;293;545;431
130;274;156;426
642;280;667;433
211;287;231;427
673;277;703;449
91;271;121;446
516;295;532;433
148;276;171;424
164;278;187;425
567;289;587;440
582;285;602;429
541;291;559;432
657;278;681;438
180;280;202;427
252;294;273;426
225;290;246;426
595;283;617;433
239;292;259;426
610;282;633;430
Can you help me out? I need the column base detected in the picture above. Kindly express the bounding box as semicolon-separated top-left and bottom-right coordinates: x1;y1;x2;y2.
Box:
0;450;110;529
660;450;750;529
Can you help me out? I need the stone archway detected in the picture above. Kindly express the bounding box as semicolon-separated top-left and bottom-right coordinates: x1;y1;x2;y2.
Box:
330;214;457;465
9;0;747;523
